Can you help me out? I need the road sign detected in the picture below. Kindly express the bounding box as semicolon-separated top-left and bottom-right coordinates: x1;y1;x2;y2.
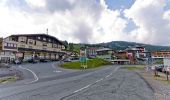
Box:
80;57;87;63
80;49;87;68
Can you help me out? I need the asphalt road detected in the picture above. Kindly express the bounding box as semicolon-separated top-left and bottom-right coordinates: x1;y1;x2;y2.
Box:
0;62;155;100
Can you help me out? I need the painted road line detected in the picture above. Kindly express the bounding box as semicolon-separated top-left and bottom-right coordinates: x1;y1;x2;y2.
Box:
52;63;62;73
95;78;104;83
19;65;39;84
106;73;112;78
53;70;62;73
73;84;92;93
72;66;120;94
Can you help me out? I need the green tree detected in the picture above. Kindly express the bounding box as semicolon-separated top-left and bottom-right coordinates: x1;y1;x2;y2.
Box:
69;43;74;51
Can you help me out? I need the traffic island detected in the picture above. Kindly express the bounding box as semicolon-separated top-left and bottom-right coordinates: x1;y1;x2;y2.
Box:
0;76;19;84
0;67;24;84
60;58;112;69
122;65;146;71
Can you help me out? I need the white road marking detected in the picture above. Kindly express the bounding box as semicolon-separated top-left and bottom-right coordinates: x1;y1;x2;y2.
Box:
106;73;112;78
52;63;62;73
53;70;62;73
19;65;39;84
72;66;120;94
95;78;104;83
73;84;91;93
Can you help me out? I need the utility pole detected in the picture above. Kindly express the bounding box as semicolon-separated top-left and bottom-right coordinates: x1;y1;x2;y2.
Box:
46;28;48;35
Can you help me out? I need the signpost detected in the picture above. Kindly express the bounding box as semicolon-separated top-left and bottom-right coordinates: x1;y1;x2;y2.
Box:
163;58;170;80
80;49;87;69
0;38;2;51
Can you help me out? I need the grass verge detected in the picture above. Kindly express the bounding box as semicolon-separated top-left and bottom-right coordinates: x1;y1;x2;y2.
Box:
123;65;145;71
61;58;112;69
0;76;18;84
153;75;170;84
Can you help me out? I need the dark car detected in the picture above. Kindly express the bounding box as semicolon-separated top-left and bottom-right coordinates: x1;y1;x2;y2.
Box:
27;59;38;63
63;58;71;62
13;59;22;64
155;64;164;72
39;59;48;62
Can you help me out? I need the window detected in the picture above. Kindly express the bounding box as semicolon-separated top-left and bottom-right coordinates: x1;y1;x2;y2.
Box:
10;44;13;47
49;39;51;42
43;43;47;47
29;46;32;48
43;37;46;41
4;43;7;46
43;48;47;50
1;52;5;55
29;40;33;44
38;36;41;40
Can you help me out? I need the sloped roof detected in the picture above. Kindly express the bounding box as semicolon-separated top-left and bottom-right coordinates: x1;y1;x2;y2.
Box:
10;33;64;45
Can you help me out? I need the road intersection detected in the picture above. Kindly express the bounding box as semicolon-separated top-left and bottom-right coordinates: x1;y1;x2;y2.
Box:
0;62;155;100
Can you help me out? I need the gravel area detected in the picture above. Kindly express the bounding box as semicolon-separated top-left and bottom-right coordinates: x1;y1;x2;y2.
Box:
0;68;23;80
65;69;155;100
137;70;170;100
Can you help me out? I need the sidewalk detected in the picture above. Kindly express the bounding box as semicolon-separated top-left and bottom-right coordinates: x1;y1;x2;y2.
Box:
137;70;170;100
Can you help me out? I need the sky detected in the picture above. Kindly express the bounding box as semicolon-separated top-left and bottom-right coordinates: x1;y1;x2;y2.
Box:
0;0;170;46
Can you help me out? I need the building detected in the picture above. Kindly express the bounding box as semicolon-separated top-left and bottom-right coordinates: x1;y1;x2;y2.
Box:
111;59;130;65
115;50;128;59
125;46;146;64
0;38;2;51
96;48;113;60
0;34;66;63
152;51;170;59
86;47;97;58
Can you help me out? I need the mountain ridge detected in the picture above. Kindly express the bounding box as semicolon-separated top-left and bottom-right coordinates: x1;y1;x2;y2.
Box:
71;41;170;52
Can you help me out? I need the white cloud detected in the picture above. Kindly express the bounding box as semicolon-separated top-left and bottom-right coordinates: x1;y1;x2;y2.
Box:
0;0;170;45
0;0;128;44
25;0;46;8
124;0;170;45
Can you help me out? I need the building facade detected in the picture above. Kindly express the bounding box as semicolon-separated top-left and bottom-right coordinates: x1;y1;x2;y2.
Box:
96;48;113;60
0;34;66;63
86;47;97;58
152;51;170;59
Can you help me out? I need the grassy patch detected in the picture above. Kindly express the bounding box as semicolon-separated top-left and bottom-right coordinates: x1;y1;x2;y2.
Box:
123;65;145;71
61;58;112;69
0;76;18;84
154;75;170;84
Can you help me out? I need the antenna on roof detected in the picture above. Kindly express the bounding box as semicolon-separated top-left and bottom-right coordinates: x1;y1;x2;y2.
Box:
46;28;48;35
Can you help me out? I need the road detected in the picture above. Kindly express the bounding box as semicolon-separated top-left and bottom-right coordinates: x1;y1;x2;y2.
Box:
0;62;155;100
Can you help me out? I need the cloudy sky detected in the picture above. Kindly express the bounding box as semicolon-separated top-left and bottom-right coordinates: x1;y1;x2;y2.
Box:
0;0;170;45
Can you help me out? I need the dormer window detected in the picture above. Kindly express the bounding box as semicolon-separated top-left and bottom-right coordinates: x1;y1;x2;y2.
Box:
38;36;41;40
43;37;46;41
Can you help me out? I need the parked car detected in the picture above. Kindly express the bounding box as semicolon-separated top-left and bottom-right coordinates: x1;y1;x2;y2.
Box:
155;64;164;72
63;58;71;62
162;66;170;74
13;59;22;64
27;59;38;63
39;59;48;62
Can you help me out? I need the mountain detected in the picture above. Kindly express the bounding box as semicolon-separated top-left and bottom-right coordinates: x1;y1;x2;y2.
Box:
71;41;170;52
99;41;170;51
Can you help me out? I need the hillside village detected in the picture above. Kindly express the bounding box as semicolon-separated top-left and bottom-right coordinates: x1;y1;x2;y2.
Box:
0;34;169;65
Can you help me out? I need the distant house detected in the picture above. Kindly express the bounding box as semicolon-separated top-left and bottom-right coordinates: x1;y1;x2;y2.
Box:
113;45;146;64
86;47;97;58
115;50;128;59
96;48;114;60
152;51;170;59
